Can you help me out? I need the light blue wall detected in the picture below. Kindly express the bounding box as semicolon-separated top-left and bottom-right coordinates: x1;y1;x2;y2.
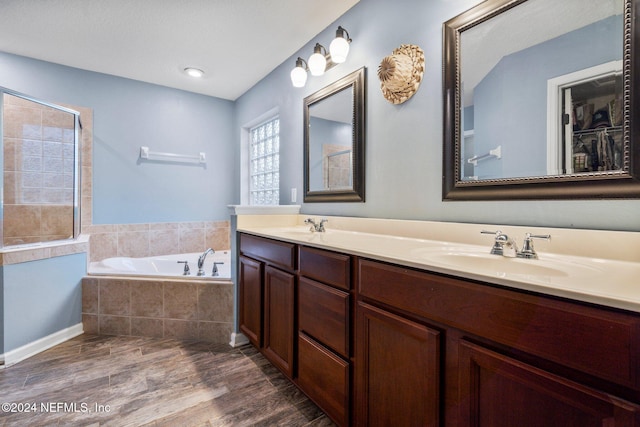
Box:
236;0;640;231
473;15;622;179
2;0;640;232
0;52;235;224
3;253;85;353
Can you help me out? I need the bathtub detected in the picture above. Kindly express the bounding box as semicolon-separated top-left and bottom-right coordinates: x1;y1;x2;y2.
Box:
88;251;231;280
83;250;233;344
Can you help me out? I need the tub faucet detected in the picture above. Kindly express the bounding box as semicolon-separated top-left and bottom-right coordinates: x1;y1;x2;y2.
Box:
304;218;328;232
197;248;214;276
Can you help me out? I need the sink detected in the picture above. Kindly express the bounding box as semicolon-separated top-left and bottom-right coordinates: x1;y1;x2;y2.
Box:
426;252;569;277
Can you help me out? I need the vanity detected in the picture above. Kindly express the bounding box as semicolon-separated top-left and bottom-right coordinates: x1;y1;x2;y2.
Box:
236;215;640;426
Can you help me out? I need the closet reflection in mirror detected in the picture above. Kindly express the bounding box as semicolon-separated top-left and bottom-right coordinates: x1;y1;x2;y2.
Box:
1;88;81;247
304;67;365;202
458;0;623;181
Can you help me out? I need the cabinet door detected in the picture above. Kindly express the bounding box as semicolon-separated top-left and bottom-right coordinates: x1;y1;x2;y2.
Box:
458;340;640;427
355;302;441;427
263;265;296;378
238;255;263;347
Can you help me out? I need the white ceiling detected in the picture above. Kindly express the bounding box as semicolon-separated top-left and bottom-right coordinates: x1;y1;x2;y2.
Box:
0;0;359;100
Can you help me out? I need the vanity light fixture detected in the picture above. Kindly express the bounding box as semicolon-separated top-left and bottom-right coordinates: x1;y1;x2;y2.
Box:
290;26;352;87
308;43;328;76
290;57;309;88
184;67;204;78
329;26;351;63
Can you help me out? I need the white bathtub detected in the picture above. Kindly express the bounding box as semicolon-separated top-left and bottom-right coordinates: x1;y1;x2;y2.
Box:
88;251;231;280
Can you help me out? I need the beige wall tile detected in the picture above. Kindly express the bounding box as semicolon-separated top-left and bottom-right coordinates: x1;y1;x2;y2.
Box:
198;321;232;343
82;314;99;335
131;280;163;318
100;315;131;336
197;283;233;322
99;280;131;316
149;228;180;256
82;278;99;314
164;319;199;340
118;223;149;232
179;227;205;253
89;232;117;262
149;222;179;231
131;318;163;338
206;226;230;251
117;231;149;258
4;204;41;238
164;282;198;320
41;205;73;237
85;224;117;234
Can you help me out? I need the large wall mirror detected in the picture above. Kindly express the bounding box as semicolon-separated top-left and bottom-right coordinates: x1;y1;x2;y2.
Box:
443;0;640;200
304;67;366;202
1;87;81;246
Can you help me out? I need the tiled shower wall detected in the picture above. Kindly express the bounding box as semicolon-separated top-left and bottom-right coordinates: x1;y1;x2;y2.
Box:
3;93;77;245
86;221;230;262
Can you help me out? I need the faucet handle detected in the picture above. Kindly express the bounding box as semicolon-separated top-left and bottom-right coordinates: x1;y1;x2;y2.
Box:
212;261;224;277
481;230;505;255
177;260;190;275
519;233;551;259
480;230;500;235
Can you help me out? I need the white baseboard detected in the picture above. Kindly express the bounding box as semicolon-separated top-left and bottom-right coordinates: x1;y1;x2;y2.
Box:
229;332;249;348
1;323;84;368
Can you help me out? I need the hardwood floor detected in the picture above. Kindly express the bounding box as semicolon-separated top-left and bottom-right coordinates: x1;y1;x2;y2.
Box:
0;334;335;427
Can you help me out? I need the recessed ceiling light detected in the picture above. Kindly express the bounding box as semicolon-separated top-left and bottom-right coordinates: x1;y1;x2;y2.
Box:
184;67;204;78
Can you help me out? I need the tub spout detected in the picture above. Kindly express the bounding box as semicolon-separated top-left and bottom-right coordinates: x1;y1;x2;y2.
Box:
197;248;215;276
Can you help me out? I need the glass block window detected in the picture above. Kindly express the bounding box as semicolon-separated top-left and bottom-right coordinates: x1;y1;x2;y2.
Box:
249;117;280;205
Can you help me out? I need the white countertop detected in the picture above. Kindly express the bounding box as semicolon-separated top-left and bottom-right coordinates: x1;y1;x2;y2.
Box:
236;215;640;313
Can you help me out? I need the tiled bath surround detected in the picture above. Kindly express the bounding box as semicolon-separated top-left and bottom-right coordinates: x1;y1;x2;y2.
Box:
82;276;233;344
81;220;232;344
85;220;230;262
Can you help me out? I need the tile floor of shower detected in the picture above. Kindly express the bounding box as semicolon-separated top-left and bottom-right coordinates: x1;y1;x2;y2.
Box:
0;334;335;426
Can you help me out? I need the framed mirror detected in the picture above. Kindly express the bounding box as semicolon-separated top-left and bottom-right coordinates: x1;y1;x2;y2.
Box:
304;67;366;202
443;0;640;200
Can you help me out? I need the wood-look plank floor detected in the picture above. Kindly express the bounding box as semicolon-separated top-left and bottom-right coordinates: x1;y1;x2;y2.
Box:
0;334;336;427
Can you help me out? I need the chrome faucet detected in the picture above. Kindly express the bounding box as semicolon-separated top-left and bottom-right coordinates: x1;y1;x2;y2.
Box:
481;231;550;259
197;248;214;276
304;218;328;232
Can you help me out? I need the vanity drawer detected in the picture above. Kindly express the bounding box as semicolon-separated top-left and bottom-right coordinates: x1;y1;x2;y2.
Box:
299;246;351;290
299;277;350;357
239;233;296;271
297;332;350;427
358;258;640;390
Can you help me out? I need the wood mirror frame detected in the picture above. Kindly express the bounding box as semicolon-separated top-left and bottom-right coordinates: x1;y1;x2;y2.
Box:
304;67;366;203
443;0;640;200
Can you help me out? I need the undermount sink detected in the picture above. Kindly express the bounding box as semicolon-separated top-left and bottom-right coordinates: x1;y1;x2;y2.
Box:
409;246;604;279
427;252;569;277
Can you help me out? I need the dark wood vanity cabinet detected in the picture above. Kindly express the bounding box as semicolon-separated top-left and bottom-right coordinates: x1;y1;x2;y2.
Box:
239;233;640;426
357;258;640;426
238;255;263;347
238;234;296;378
297;246;352;426
238;233;353;426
